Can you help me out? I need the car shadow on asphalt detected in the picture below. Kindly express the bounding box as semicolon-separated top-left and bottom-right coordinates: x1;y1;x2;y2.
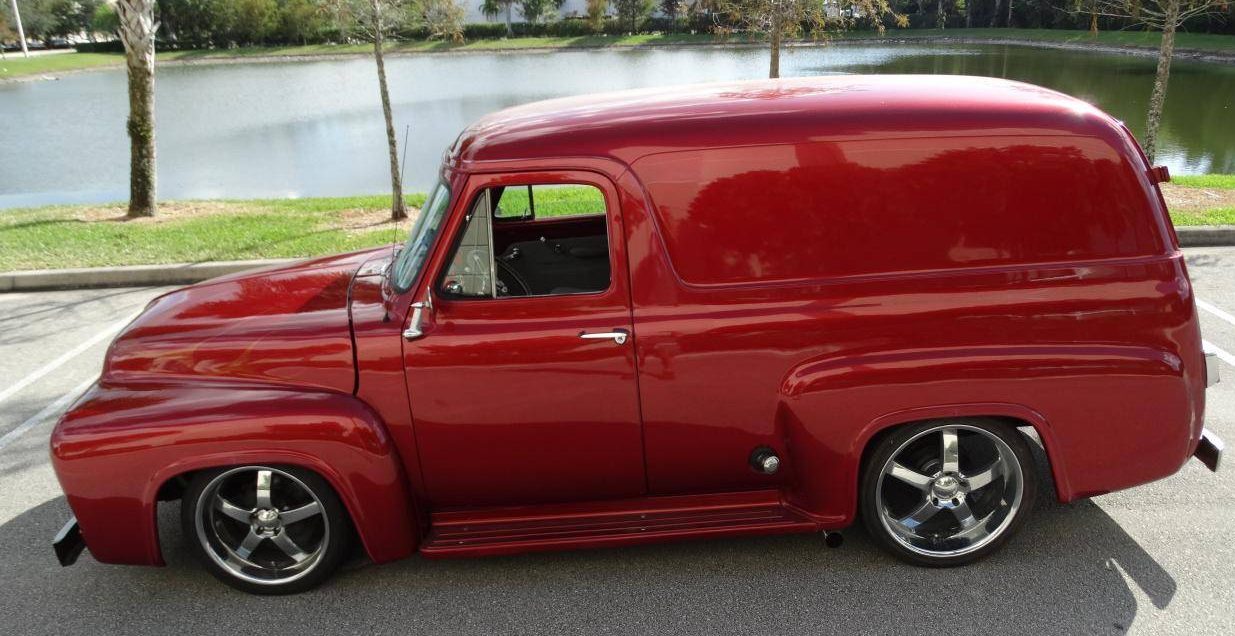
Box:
2;483;1175;635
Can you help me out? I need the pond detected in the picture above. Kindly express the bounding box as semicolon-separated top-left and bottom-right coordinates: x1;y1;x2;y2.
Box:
2;42;1233;209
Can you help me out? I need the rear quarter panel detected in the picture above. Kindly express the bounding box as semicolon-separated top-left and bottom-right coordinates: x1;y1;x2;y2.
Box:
619;124;1204;523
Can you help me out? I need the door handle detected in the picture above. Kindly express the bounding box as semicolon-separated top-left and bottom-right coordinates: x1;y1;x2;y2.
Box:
579;329;629;345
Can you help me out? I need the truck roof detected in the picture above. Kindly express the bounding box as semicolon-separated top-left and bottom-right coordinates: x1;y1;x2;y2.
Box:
451;75;1123;167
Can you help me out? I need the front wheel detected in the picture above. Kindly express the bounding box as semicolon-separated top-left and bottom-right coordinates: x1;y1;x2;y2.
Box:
181;465;350;594
859;418;1037;566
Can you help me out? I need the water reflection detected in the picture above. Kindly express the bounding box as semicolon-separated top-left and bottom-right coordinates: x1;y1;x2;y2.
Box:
0;43;1232;209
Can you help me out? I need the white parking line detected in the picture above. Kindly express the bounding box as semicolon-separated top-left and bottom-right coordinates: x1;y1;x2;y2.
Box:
0;311;138;408
0;375;96;452
1197;298;1235;328
1206;340;1235;368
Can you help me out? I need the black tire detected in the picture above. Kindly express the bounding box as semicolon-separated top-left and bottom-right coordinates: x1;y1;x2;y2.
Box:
859;418;1037;567
181;465;350;594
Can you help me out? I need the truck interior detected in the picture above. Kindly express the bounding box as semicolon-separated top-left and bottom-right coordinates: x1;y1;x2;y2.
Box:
440;184;612;299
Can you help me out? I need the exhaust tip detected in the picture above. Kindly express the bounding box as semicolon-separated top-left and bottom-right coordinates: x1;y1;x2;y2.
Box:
824;531;844;549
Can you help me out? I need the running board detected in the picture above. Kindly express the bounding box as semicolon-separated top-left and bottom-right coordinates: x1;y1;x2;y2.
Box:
420;490;819;558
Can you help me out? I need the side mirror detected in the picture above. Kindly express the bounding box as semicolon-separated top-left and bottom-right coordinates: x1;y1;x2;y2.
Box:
402;291;433;341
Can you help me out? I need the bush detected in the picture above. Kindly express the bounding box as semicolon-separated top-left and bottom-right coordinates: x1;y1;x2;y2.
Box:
74;40;126;53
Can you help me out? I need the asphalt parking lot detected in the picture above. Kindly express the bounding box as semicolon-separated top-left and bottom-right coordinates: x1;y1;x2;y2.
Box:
2;248;1234;636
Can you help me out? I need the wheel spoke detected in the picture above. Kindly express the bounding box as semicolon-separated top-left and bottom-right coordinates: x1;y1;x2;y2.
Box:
214;495;253;523
965;460;1003;491
940;427;960;474
952;510;998;542
280;501;322;525
888;462;933;490
270;532;310;563
234;530;264;560
950;501;978;529
255;470;273;509
896;500;941;531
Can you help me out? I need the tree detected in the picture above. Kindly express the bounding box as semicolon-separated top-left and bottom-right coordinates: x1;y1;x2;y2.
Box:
480;0;515;36
280;0;328;44
1087;0;1224;161
117;0;157;217
91;1;119;37
517;0;562;22
8;0;54;43
349;0;411;220
5;0;29;57
0;13;10;59
612;0;651;32
416;0;464;40
230;0;280;44
718;0;907;79
585;0;607;31
660;0;682;30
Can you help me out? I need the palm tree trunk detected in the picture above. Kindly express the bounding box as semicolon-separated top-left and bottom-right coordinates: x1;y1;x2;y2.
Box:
118;0;156;217
965;0;972;28
372;0;406;220
505;3;513;37
989;0;999;27
1144;0;1179;163
937;0;945;29
1089;9;1098;34
1006;0;1013;27
769;21;781;79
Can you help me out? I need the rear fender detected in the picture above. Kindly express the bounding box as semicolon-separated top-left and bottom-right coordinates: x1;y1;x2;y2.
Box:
51;383;417;566
776;343;1189;522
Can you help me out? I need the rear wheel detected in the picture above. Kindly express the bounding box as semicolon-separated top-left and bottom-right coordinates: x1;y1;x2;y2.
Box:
181;465;349;594
859;418;1037;566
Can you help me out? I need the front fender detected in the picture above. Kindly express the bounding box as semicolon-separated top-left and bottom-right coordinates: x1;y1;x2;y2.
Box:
51;382;417;566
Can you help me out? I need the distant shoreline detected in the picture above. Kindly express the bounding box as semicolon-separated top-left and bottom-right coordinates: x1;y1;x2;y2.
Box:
4;29;1234;83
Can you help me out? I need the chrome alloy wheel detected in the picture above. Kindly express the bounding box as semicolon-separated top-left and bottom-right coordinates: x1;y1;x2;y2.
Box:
194;466;330;586
875;424;1024;558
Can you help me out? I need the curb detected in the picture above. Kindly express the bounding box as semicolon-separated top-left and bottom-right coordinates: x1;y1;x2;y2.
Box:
2;228;1233;292
1177;225;1235;248
0;258;298;292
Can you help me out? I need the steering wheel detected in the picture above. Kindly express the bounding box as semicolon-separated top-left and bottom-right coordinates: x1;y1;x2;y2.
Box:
496;259;532;297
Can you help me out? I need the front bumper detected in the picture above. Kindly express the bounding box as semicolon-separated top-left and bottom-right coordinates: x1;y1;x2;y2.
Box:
52;517;85;566
1205;343;1221;388
1195;429;1224;472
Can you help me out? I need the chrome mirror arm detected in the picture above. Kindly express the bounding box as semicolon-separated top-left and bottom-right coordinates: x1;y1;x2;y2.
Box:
403;291;432;341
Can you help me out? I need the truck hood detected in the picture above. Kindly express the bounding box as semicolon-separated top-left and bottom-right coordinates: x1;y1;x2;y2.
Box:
102;248;392;393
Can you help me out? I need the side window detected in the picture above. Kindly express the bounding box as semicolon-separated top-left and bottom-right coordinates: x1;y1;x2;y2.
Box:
494;184;607;220
441;183;611;299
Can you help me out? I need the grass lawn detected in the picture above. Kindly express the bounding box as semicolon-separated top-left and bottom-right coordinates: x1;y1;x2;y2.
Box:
1164;177;1235;226
0;51;131;78
0;179;1230;272
4;28;1233;80
0;195;423;271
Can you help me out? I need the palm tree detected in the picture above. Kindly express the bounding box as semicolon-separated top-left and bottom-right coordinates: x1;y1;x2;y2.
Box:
116;0;157;217
481;0;516;37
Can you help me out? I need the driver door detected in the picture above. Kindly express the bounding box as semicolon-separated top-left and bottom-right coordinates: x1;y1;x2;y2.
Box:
402;171;646;508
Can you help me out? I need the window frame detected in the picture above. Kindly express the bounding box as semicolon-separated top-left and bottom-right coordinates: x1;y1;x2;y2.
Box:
433;172;620;303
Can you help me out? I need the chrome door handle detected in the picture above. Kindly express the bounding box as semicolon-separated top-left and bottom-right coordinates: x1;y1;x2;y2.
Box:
579;329;629;345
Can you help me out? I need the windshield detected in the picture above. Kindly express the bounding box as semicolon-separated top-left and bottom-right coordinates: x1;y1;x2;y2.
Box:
391;181;451;293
